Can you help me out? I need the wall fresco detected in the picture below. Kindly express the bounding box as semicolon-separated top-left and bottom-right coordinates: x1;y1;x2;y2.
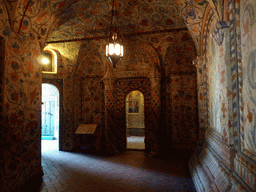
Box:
170;75;198;146
207;24;232;140
189;0;256;191
240;0;256;157
0;1;43;190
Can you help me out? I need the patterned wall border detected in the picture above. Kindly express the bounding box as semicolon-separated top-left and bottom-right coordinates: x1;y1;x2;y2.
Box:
228;0;240;150
229;0;256;190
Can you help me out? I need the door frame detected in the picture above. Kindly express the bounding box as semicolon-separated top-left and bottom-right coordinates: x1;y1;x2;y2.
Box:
115;77;151;152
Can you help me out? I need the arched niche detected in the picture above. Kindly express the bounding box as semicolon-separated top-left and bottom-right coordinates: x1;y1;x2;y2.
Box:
41;49;58;74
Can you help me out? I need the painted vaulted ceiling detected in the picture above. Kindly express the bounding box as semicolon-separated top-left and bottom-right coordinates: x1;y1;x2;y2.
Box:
45;0;210;61
1;0;223;61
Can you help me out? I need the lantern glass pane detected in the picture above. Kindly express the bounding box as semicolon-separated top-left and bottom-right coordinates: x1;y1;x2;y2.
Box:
115;44;121;55
121;45;123;56
109;44;114;55
106;45;109;56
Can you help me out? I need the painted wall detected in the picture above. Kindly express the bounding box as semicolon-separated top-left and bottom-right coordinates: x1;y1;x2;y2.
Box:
235;0;256;189
0;2;43;191
189;1;256;191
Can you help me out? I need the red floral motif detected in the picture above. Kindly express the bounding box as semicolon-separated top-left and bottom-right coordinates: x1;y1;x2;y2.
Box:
25;61;34;74
221;103;227;118
24;120;37;133
66;80;71;86
166;19;174;25
175;46;183;53
220;70;225;84
84;108;90;113
30;113;35;119
166;36;174;42
185;46;193;52
10;72;18;82
247;105;253;123
36;11;48;22
242;17;250;37
155;46;162;52
58;2;66;9
5;103;10;110
91;10;98;15
9;112;22;126
140;19;149;26
11;91;19;102
29;88;37;105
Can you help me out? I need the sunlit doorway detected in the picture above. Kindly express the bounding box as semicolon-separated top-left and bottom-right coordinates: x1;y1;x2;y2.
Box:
126;90;145;150
41;83;59;151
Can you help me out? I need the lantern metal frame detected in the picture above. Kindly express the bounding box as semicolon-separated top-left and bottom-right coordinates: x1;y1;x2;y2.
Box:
106;0;123;68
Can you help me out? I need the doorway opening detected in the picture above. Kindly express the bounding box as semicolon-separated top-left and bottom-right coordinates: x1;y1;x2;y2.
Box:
126;90;145;150
41;83;59;151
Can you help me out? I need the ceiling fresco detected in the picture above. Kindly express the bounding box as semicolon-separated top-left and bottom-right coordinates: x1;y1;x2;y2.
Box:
8;0;215;61
43;0;209;61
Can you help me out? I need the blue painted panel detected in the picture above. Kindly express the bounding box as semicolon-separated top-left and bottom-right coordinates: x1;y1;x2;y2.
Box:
42;100;55;136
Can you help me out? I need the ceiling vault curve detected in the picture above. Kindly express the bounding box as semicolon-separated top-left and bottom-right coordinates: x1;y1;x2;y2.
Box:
27;0;220;59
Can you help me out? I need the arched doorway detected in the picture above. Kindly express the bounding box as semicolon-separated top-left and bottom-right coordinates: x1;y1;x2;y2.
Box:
41;83;59;150
126;90;145;150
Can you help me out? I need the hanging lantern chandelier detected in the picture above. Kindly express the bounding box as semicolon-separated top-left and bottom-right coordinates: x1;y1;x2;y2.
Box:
106;0;123;68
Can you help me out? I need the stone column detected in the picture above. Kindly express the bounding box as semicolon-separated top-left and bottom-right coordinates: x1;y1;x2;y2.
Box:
103;67;117;154
148;63;162;155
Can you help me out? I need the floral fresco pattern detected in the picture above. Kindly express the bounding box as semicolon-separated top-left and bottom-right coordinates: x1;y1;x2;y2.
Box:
240;0;256;158
43;0;210;62
1;2;43;191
